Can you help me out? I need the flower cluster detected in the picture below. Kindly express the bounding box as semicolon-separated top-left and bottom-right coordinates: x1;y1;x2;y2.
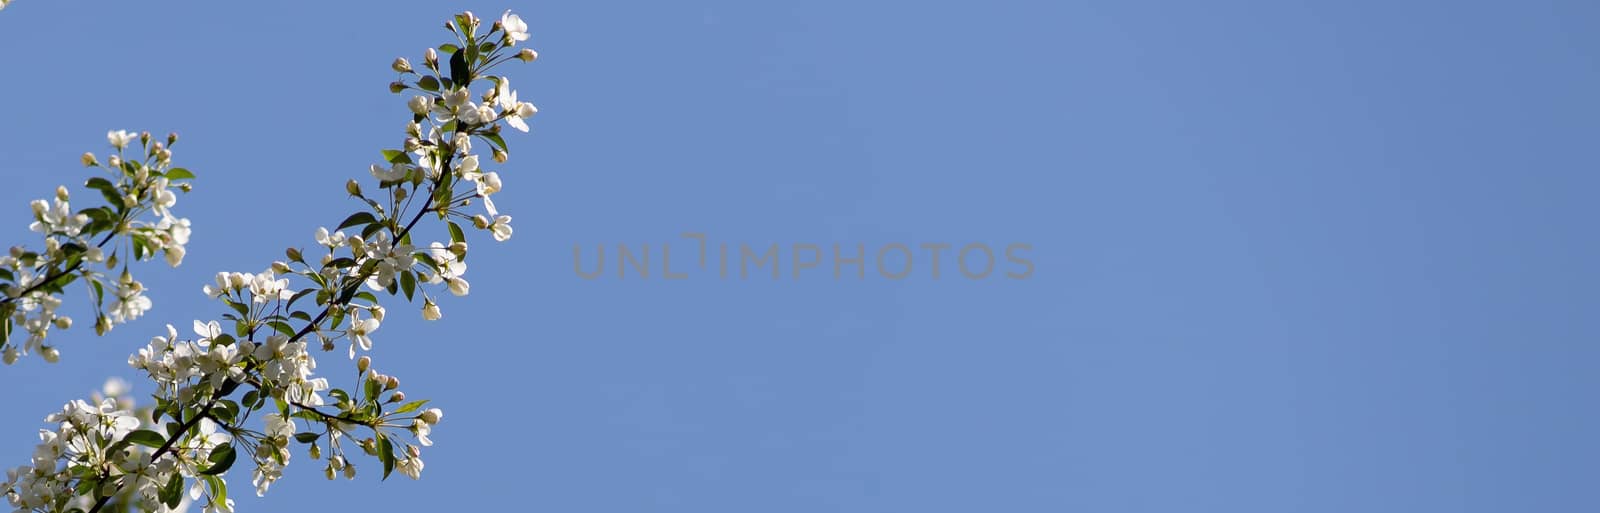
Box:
1;131;195;365
0;379;220;513
4;11;537;513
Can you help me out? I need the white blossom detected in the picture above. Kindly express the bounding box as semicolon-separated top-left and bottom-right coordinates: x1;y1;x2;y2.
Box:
107;130;136;150
500;10;529;43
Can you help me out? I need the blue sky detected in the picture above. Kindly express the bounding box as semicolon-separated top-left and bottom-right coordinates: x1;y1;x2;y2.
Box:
2;1;1599;511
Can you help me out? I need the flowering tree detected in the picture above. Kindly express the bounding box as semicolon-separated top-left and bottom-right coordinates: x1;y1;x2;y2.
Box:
2;10;538;513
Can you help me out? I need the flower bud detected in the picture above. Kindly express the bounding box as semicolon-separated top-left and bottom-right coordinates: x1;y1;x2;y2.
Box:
361;438;377;455
53;316;71;330
385;375;400;390
168;132;179;146
140;131;151;146
95;315;110;336
108;155;122;168
422;299;441;320
344;462;357;480
408;96;430;116
389;391;406;403
325;465;336;481
157;149;172;162
40;346;59;363
81;152;98;167
389;81;406;93
286;246;303;262
420;408;443;424
55;186;69;202
371;305;386;322
472;214;490;229
357;355;371;374
517;48;539;62
392;57;413;73
271;261;291;274
309;442;322;459
424;48;438;67
346;179;363;197
493;149;508;163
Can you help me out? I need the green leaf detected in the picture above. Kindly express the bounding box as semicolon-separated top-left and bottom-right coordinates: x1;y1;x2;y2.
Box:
382;149;413;164
268;321;296;337
161;472;184;508
328;308;346;330
213;400;240;423
417;75;440;92
482;132;508;152
392;399;429;415
201;474;228;506
440;43;459;54
379;436;396;480
413;252;440;272
448;221;465;244
125;429;166;448
288;288;316;308
337;212;377;231
400;270;416;300
202;445;236;475
166;167;196;180
84;177;123;208
88;278;104;306
294;432;322;444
